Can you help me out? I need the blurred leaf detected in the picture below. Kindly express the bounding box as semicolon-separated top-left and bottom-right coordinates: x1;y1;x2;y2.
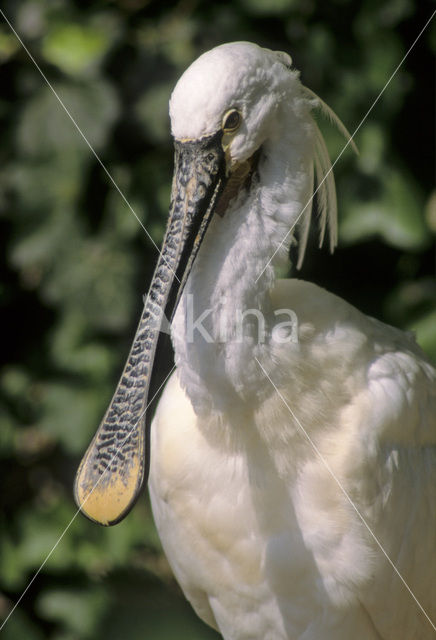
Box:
0;609;45;640
0;407;15;455
409;309;436;364
356;123;386;175
0;29;20;62
385;278;436;322
36;587;108;637
376;0;413;27
105;186;146;241
340;168;430;249
50;311;114;379
425;190;436;233
240;0;297;16
7;157;84;216
137;15;196;68
1;366;31;398
10;208;80;286
1;515;72;590
42;22;112;76
103;574;221;640
135;82;172;143
385;278;436;364
17;80;118;157
42;236;135;331
0;367;37;427
16;0;48;40
37;382;105;453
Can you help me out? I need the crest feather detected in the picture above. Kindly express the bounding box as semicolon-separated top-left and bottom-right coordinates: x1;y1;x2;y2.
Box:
296;87;357;270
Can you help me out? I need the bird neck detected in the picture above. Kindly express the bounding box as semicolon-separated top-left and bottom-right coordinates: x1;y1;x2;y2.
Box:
172;114;314;417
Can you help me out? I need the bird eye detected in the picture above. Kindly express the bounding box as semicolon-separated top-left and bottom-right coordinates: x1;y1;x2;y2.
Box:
222;109;241;132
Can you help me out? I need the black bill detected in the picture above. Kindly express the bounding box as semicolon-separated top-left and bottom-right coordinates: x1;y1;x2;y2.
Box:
74;130;226;525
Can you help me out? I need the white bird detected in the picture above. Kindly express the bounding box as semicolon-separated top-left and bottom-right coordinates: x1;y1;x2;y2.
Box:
75;42;436;639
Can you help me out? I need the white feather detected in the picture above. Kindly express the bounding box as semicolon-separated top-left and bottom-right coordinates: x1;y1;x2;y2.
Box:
297;86;358;268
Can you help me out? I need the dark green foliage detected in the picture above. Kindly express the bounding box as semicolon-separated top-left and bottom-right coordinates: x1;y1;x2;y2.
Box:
0;1;435;638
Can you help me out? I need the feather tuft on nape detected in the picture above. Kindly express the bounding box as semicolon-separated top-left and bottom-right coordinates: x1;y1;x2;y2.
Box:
296;87;357;270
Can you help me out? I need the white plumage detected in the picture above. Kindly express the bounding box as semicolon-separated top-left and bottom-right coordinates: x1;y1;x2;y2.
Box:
148;42;436;639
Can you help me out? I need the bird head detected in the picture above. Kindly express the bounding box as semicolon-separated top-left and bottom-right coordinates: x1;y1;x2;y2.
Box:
168;41;353;267
170;42;301;169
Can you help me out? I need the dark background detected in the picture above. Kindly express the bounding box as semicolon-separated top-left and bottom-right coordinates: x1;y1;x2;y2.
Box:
0;1;435;638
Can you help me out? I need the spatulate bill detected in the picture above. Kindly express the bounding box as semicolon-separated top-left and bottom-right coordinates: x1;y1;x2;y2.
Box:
74;131;226;526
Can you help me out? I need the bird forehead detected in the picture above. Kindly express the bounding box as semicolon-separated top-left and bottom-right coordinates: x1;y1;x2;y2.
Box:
170;42;281;140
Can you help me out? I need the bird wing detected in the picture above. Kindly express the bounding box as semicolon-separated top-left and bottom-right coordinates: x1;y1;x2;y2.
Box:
270;279;436;638
354;329;436;639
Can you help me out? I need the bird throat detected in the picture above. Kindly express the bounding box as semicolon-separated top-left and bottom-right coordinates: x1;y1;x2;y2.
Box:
215;148;261;217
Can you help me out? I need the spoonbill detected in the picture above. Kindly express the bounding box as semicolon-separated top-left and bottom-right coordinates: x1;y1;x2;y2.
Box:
75;42;436;639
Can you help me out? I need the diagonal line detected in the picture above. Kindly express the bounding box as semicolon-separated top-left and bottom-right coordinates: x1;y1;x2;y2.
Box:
255;8;436;284
0;8;180;284
255;357;436;633
0;363;176;632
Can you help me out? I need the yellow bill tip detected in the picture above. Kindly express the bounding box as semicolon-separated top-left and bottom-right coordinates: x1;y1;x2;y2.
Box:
74;450;144;526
